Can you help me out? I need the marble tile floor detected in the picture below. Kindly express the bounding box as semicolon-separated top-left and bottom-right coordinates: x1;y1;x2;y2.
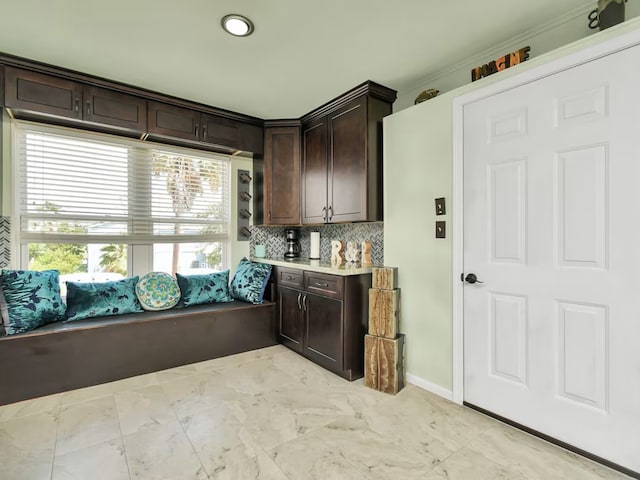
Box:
0;344;632;480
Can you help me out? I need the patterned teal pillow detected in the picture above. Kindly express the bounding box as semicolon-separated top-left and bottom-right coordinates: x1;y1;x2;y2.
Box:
0;269;65;335
136;272;181;311
65;276;143;321
176;270;232;307
229;258;272;304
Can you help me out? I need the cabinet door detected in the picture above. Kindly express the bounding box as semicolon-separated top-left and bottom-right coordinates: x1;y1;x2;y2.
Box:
264;126;301;225
5;67;82;120
148;101;199;141
328;97;367;222
84;85;147;132
304;293;343;370
278;287;304;352
302;119;328;224
201;113;239;148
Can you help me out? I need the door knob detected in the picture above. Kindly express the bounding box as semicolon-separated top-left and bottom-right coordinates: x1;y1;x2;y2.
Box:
463;273;484;284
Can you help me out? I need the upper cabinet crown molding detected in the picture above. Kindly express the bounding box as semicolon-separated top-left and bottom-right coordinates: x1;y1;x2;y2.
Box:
301;80;397;124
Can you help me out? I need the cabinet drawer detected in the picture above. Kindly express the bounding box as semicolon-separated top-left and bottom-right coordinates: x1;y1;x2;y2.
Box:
278;268;303;289
304;272;343;299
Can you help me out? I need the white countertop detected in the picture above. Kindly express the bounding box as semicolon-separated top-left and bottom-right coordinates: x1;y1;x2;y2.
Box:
251;257;375;276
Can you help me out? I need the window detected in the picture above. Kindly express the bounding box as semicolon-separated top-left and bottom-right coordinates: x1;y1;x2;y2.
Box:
14;122;230;283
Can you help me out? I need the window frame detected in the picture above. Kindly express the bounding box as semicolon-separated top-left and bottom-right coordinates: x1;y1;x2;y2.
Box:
12;120;232;277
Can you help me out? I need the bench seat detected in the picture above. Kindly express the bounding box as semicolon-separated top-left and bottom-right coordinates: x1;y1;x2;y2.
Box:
0;300;276;405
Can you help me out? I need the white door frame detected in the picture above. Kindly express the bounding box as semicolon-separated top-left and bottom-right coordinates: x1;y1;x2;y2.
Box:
451;25;640;405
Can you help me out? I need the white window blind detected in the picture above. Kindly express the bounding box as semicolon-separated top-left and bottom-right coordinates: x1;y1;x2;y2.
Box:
14;122;230;245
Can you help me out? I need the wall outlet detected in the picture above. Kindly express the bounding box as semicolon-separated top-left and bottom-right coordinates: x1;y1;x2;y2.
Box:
435;221;446;238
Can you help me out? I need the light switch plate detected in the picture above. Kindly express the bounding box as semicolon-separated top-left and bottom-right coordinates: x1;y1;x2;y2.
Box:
435;221;446;238
435;197;446;215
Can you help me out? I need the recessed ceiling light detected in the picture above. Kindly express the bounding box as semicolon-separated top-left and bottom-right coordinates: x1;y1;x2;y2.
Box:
221;14;254;37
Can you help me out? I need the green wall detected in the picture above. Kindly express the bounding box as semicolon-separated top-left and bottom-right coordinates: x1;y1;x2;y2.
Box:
384;18;640;393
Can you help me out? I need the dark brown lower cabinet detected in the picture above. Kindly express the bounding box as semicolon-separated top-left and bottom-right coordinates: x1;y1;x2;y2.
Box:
278;286;304;353
275;267;371;381
304;293;343;372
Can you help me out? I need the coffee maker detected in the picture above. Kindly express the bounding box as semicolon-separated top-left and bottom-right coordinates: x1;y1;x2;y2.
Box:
284;228;301;258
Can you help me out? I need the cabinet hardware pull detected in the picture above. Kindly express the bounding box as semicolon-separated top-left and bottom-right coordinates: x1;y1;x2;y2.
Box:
194;124;199;138
314;282;329;288
202;125;207;139
268;210;272;220
86;101;91;116
297;292;302;310
322;206;327;221
302;294;307;311
328;205;333;221
286;276;295;281
74;99;79;113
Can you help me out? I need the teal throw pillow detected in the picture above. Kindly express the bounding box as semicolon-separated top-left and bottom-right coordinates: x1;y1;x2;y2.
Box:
0;269;65;335
176;270;232;307
65;276;143;321
136;272;181;311
229;258;272;304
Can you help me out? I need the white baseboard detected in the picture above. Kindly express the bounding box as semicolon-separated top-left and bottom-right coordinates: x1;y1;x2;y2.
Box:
406;373;454;402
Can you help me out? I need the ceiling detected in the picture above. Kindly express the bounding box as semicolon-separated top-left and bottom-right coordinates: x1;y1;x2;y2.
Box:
0;0;592;119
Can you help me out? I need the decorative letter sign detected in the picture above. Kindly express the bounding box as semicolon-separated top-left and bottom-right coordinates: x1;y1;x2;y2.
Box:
471;46;531;82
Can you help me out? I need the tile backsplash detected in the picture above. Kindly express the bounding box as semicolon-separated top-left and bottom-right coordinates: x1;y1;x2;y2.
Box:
0;217;10;268
250;222;384;264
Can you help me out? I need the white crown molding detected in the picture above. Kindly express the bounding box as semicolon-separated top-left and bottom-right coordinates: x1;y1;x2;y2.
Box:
405;3;594;94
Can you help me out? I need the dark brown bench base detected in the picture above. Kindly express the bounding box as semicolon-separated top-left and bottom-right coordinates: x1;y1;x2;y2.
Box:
0;301;276;405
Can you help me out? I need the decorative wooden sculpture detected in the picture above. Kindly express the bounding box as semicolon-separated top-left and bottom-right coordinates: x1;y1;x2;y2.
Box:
368;288;399;338
372;267;398;290
365;266;404;395
361;240;372;266
331;240;345;265
364;334;405;395
344;241;361;263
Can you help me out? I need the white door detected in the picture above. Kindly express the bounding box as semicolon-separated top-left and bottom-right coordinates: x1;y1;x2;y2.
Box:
463;44;640;474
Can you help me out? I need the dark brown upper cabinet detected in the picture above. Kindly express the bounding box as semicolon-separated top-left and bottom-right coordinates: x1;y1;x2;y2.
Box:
328;98;368;223
147;101;199;141
148;101;264;155
4;67;147;133
264;123;301;225
301;81;396;224
2;58;263;156
302;118;328;224
5;67;83;120
83;85;146;131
